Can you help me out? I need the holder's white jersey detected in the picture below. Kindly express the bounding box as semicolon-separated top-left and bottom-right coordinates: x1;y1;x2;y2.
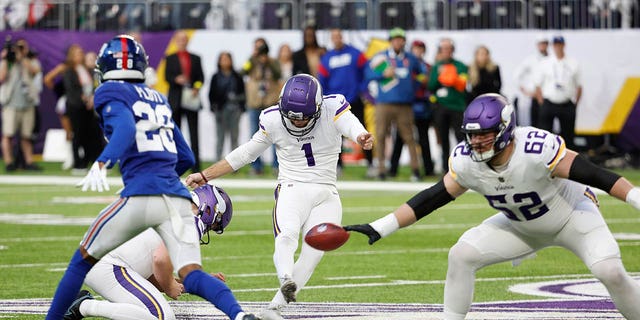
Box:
226;94;367;186
449;126;597;236
97;229;161;279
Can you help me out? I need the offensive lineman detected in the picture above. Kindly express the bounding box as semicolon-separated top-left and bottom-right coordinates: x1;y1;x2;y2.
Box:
185;73;374;320
63;184;234;320
345;93;640;319
46;35;257;320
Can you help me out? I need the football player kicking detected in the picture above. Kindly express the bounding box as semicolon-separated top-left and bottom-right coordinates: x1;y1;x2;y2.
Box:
186;74;374;320
46;35;257;320
345;93;640;320
63;184;233;320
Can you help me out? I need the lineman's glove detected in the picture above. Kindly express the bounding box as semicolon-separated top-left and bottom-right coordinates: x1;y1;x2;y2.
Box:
77;161;110;192
343;224;381;245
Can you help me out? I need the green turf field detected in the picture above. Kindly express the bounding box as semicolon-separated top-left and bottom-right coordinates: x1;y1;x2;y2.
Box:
1;165;639;319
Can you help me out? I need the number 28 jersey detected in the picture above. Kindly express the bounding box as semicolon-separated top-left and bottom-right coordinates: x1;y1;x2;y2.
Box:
93;81;194;198
449;126;596;235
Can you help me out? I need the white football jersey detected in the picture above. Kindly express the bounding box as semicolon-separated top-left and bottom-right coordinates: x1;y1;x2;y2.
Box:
450;126;597;235
98;229;161;279
252;94;367;185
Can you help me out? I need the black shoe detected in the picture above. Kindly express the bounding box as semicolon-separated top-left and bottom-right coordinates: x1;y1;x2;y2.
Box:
63;290;93;320
242;314;259;320
378;173;386;181
24;163;42;171
5;163;16;172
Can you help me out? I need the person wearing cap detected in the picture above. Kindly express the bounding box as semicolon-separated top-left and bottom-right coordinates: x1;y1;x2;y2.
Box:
513;34;549;127
428;37;468;173
389;39;435;178
366;27;424;181
318;28;372;176
534;35;582;150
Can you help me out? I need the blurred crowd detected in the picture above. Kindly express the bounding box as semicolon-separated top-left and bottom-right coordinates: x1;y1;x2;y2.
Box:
0;1;638;32
1;25;603;178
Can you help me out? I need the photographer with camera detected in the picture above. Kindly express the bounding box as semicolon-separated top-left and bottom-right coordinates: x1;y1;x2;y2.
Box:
0;36;42;172
240;38;281;175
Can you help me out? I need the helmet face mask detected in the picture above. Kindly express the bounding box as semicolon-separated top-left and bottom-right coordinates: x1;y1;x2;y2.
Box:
461;93;516;162
95;34;148;83
190;185;233;244
279;74;323;137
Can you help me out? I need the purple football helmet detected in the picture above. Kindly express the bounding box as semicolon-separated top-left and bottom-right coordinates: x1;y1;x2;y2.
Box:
461;93;516;162
96;34;148;82
279;74;323;137
190;184;233;244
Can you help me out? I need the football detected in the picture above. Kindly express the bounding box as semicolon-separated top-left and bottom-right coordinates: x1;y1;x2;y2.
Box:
304;222;350;251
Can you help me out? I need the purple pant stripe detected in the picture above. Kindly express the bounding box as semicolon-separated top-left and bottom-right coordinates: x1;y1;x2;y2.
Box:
113;265;164;319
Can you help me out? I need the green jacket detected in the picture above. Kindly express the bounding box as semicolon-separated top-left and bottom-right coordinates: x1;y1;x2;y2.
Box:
428;58;468;112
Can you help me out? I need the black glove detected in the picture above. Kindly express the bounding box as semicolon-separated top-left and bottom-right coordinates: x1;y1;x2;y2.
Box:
343;224;381;245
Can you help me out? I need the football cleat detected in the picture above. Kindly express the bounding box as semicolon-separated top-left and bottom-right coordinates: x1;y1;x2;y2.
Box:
280;277;297;303
63;290;93;320
242;313;260;320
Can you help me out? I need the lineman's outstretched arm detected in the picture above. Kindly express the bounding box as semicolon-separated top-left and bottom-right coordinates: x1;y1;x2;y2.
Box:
553;150;640;210
344;173;467;244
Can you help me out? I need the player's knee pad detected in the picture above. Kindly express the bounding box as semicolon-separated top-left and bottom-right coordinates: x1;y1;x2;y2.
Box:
591;258;628;287
448;242;482;270
275;232;299;248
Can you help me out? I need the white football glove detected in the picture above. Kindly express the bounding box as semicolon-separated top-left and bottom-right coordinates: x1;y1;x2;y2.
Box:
76;161;110;192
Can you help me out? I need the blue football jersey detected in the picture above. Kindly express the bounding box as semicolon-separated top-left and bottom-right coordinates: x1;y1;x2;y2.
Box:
93;80;194;198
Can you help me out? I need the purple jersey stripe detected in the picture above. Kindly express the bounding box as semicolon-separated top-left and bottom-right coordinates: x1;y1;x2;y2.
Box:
546;136;564;166
81;198;128;249
334;102;350;116
113;265;164;319
259;123;266;131
264;106;279;114
272;184;281;237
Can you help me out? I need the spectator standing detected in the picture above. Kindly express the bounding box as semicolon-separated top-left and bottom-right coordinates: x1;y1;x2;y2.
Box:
467;45;501;101
241;38;281;175
292;25;324;77
389;39;435;178
318;28;372;175
164;30;205;172
534;35;582;150
0;37;42;171
208;52;246;162
366;27;423;181
513;35;548;126
277;44;293;84
44;61;74;170
428;38;468;173
62;44;103;173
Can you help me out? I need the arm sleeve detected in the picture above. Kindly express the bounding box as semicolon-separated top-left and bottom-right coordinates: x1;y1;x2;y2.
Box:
96;102;137;168
569;154;621;193
406;179;455;220
173;125;195;176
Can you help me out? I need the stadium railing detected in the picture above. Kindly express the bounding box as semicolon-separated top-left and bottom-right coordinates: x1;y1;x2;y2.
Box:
11;0;640;31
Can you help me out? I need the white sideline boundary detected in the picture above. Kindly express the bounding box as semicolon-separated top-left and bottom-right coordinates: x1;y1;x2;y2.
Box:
0;174;436;192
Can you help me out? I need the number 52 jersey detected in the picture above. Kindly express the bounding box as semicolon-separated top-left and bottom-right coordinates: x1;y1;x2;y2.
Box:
449;126;597;235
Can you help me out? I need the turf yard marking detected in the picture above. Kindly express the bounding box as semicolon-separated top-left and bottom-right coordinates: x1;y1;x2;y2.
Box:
0;299;625;319
325;275;387;280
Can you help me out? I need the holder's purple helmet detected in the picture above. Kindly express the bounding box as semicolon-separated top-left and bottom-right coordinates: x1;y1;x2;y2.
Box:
95;34;148;82
461;93;516;162
279;74;323;137
190;184;233;243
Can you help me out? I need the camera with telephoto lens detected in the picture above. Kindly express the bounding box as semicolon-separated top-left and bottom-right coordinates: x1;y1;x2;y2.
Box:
4;35;16;63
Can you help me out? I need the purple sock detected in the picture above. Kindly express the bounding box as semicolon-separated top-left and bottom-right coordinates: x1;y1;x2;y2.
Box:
45;249;93;320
